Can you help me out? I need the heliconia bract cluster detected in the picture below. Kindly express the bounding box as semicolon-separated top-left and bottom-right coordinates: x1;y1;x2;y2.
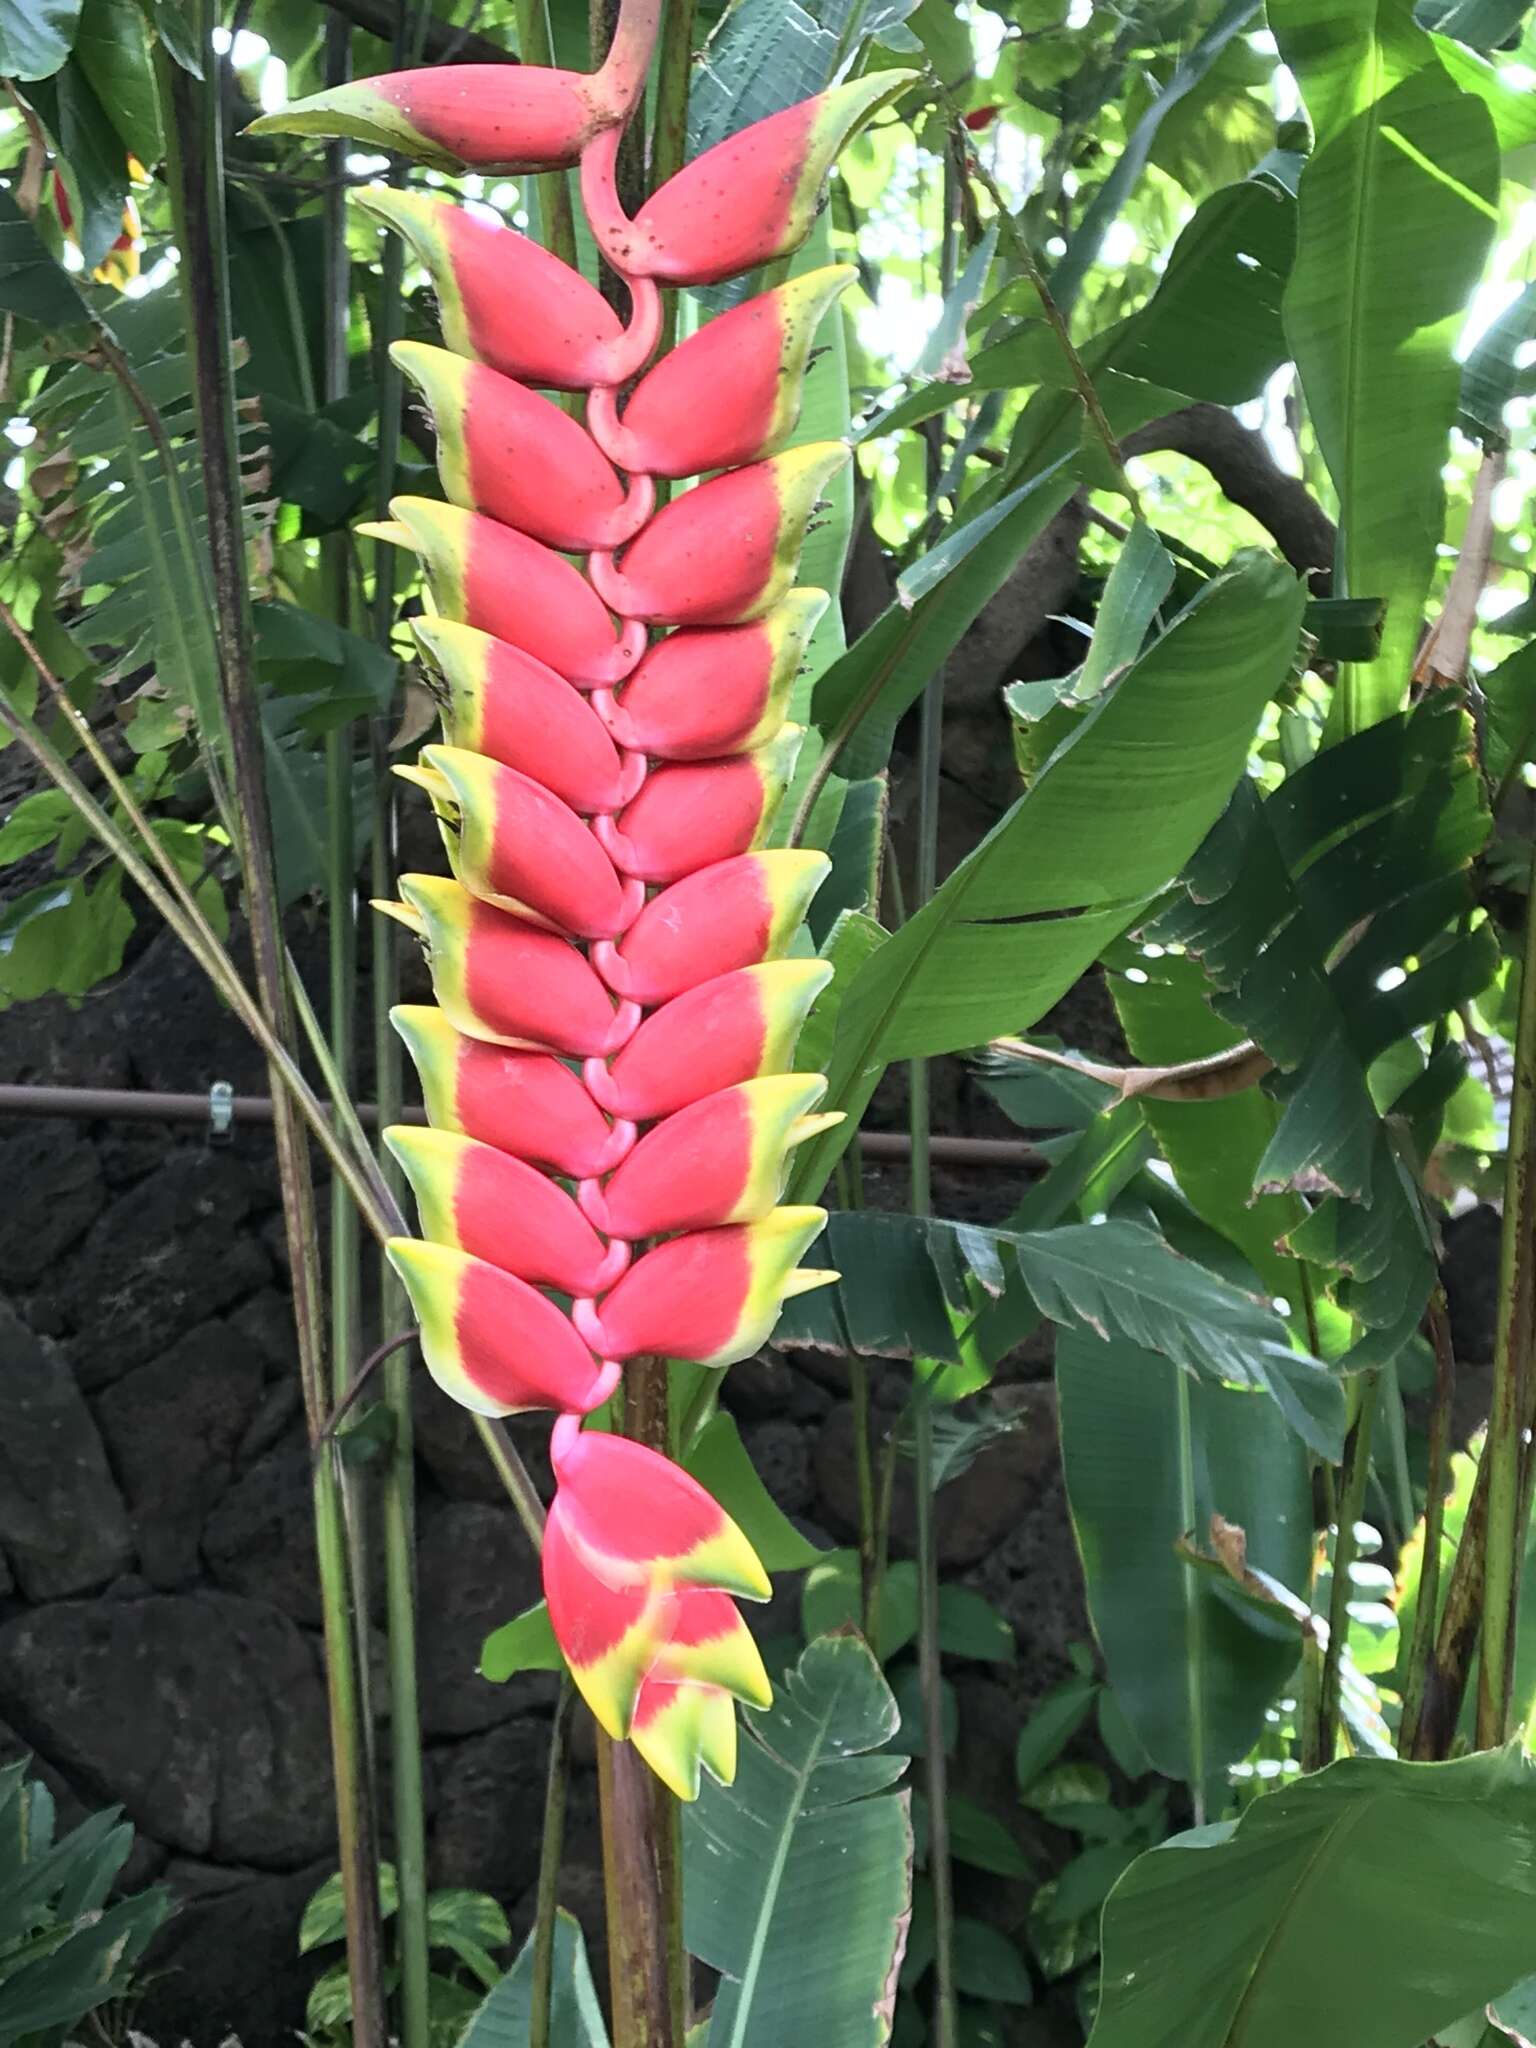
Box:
254;3;915;1800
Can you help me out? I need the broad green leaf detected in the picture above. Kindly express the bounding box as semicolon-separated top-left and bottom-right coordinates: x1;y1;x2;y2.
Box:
951;1918;1033;2005
684;1410;823;1572
0;875;131;1007
1014;1675;1098;1792
479;1602;564;1684
1109;947;1307;1303
1416;0;1531;47
458;1909;608;2048
1272;0;1499;730
807;774;886;940
1066;521;1175;702
792;552;1305;1200
946;1797;1033;1879
1461;278;1536;444
1004;179;1295;482
797;909;886;1081
0;789;73;866
936;1584;1015;1663
1483;637;1536;785
1050;0;1263;314
1157;691;1492;1367
300;1864;399;1954
70;0;162;164
0;190;85;325
913;223;998;380
1056;1330;1313;1793
0;1889;169;2036
0;0;81;77
26;61;129;272
801;1550;920;1660
1432;34;1536;145
685;1635;911;2048
773;1209;1012;1365
808;463;1077;785
1020;1217;1343;1457
1089;1747;1536;2048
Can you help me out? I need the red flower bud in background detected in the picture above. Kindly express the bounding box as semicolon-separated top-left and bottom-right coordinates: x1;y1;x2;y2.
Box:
259;0;916;1796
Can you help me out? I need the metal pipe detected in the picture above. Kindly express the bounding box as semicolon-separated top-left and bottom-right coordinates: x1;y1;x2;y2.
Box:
0;1082;1045;1167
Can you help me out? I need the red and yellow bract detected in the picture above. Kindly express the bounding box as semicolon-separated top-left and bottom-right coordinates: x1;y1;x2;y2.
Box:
259;0;914;1799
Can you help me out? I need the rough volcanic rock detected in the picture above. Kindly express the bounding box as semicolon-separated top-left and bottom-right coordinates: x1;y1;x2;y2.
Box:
429;1716;550;1899
416;1501;549;1736
53;1150;274;1390
0;1712;167;1888
228;1286;300;1380
724;1349;834;1424
813;1386;1064;1570
741;1419;814;1519
0;1124;104;1288
0;1301;133;1598
201;1440;319;1623
95;1318;266;1588
0;1591;334;1867
135;1856;328;2048
411;1373;555;1506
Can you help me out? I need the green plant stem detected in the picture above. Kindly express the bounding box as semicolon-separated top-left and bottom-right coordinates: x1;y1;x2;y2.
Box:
601;1359;686;2048
367;9;430;2043
1173;1365;1207;1822
910;652;956;2048
1400;1290;1457;1759
1479;851;1536;1746
515;0;579;271
936;86;1145;523
162;15;387;2038
320;9;377;1794
650;0;694;357
1312;1372;1379;1770
530;1680;575;2048
472;1418;548;1550
834;1153;880;1632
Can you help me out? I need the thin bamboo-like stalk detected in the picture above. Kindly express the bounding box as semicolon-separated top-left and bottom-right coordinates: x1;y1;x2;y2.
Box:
514;0;580;272
905;155;959;2048
530;1681;576;2048
161;23;387;2033
909;660;956;2048
368;5;432;2039
1311;1373;1379;1770
1478;845;1536;1747
1399;1290;1457;1758
319;9;378;1801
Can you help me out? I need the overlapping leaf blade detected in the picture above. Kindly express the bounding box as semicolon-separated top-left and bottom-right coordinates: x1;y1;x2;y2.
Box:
791;551;1306;1200
1273;0;1499;728
1156;691;1493;1367
1089;1747;1536;2048
684;1635;911;2048
1056;1328;1312;1793
458;1909;608;2048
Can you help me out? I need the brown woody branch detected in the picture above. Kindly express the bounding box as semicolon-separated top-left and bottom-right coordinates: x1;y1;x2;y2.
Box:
1123;403;1336;587
318;0;516;65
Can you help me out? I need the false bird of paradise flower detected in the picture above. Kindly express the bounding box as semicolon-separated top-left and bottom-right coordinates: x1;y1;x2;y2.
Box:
252;6;915;1800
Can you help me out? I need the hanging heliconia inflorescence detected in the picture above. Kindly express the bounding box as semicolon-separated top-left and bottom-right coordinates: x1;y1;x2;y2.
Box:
254;4;915;1800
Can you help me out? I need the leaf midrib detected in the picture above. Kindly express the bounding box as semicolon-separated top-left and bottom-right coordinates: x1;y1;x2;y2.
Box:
1221;1794;1376;2045
719;1682;843;2048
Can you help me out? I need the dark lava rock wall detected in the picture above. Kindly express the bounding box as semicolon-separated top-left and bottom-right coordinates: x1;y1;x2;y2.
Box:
0;930;1089;2046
